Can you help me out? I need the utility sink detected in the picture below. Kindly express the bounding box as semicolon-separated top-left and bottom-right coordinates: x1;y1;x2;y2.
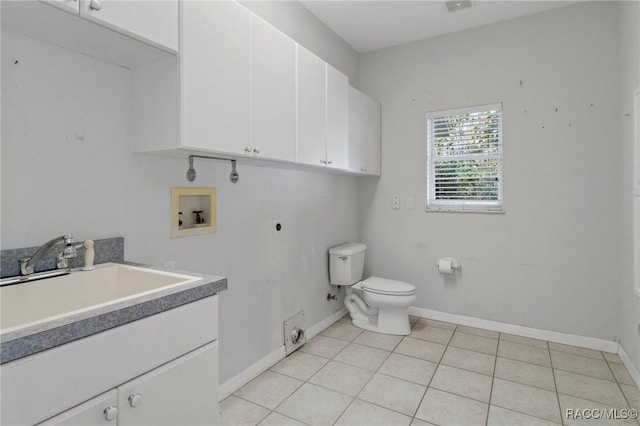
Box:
0;263;200;336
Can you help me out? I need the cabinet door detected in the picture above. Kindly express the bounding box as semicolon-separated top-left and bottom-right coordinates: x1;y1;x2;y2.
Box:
362;93;381;176
250;14;295;162
79;0;178;51
348;86;364;173
117;342;219;426
42;0;79;15
296;45;327;167
37;391;117;426
181;1;250;156
326;64;349;170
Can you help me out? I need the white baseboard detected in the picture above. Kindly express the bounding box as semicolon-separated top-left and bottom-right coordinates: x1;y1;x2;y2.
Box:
408;307;619;354
618;344;640;388
218;307;348;401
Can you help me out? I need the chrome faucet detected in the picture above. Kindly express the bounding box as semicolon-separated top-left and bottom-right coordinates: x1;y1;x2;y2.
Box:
19;234;81;276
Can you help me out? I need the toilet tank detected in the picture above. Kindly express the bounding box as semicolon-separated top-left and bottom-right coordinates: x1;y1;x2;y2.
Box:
329;243;367;286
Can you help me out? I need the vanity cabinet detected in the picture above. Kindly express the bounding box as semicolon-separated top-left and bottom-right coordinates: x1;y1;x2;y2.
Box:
296;45;349;170
1;296;219;426
348;87;381;176
79;0;178;52
40;342;218;426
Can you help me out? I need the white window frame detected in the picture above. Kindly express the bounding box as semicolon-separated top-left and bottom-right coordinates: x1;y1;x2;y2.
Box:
426;103;503;213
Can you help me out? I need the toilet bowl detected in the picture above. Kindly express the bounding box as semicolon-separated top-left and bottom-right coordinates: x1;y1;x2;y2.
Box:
329;243;416;335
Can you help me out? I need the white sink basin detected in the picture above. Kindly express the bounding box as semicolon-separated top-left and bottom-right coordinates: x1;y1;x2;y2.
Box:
0;263;200;336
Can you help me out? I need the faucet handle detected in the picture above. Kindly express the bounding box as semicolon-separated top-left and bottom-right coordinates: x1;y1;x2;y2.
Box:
19;258;33;275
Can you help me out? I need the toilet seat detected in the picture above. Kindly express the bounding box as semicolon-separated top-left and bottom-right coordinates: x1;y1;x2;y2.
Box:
361;277;415;296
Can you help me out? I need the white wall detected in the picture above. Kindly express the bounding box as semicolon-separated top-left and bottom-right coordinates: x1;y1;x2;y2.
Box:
618;0;640;370
240;0;359;86
0;29;359;383
358;2;625;342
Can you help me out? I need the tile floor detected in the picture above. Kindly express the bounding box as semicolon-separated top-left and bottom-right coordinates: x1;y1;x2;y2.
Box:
220;315;640;426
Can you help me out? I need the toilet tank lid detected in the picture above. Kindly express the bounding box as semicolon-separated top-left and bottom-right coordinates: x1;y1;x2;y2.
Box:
329;243;367;255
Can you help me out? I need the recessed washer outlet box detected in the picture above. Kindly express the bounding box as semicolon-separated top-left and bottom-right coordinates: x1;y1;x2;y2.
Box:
284;311;306;355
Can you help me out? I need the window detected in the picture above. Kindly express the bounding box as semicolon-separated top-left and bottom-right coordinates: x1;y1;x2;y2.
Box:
426;103;503;212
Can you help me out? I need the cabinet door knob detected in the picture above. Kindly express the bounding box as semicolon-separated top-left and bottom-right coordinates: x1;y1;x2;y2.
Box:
89;0;102;11
244;146;251;154
128;393;142;407
103;406;118;421
253;147;260;154
327;160;332;165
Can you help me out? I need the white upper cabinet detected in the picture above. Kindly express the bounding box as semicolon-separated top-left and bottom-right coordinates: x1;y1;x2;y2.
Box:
296;46;349;169
348;87;381;176
296;45;328;167
180;0;250;156
326;64;349;170
250;14;296;162
79;0;178;52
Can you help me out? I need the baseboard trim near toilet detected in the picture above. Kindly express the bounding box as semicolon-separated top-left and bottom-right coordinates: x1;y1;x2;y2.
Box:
408;307;619;354
618;344;640;388
218;307;348;401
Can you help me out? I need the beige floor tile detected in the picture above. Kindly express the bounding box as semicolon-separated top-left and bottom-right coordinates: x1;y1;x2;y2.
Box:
394;337;446;363
219;395;270;426
258;412;306;426
234;371;303;409
548;342;604;360
378;353;437;386
609;362;636;386
621;384;640;411
456;325;499;339
558;393;639;426
554;369;628;407
415;388;488;426
276;383;352;426
488;405;561;426
551;350;614;381
335;399;412;426
441;346;496;376
321;321;363;342
449;331;498;356
418;318;458;330
430;364;493;403
498;340;551;367
603;352;623;363
491;378;561;423
499;333;549;349
308;360;373;396
299;335;348;359
494;357;556;391
358;373;427;416
410;419;438;426
410;323;455;344
270;351;328;380
334;342;390;371
354;330;403;351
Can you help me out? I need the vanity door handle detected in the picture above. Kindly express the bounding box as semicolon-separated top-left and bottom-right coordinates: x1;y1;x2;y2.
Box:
128;393;142;407
103;406;118;421
89;0;102;11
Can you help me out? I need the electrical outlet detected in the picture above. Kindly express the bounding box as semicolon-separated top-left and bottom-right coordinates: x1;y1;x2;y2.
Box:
392;196;400;210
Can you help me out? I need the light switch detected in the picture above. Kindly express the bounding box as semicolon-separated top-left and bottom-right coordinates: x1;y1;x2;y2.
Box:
407;197;414;209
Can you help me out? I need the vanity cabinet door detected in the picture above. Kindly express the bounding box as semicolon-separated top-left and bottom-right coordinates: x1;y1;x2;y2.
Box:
79;0;178;51
37;391;118;426
117;341;219;426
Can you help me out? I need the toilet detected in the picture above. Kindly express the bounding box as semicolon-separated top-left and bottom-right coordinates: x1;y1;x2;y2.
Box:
329;242;416;335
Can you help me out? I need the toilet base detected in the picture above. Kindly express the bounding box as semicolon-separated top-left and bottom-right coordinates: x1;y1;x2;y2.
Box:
350;306;412;335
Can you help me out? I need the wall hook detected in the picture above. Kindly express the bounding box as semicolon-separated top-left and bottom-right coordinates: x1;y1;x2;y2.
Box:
186;155;240;184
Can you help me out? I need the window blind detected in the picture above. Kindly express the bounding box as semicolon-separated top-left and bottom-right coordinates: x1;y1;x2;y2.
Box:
426;103;503;212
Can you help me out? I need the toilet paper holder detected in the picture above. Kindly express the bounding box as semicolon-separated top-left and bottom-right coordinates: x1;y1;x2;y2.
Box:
437;257;460;273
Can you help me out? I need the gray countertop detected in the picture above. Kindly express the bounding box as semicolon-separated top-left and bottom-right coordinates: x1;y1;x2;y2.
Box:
0;262;227;364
